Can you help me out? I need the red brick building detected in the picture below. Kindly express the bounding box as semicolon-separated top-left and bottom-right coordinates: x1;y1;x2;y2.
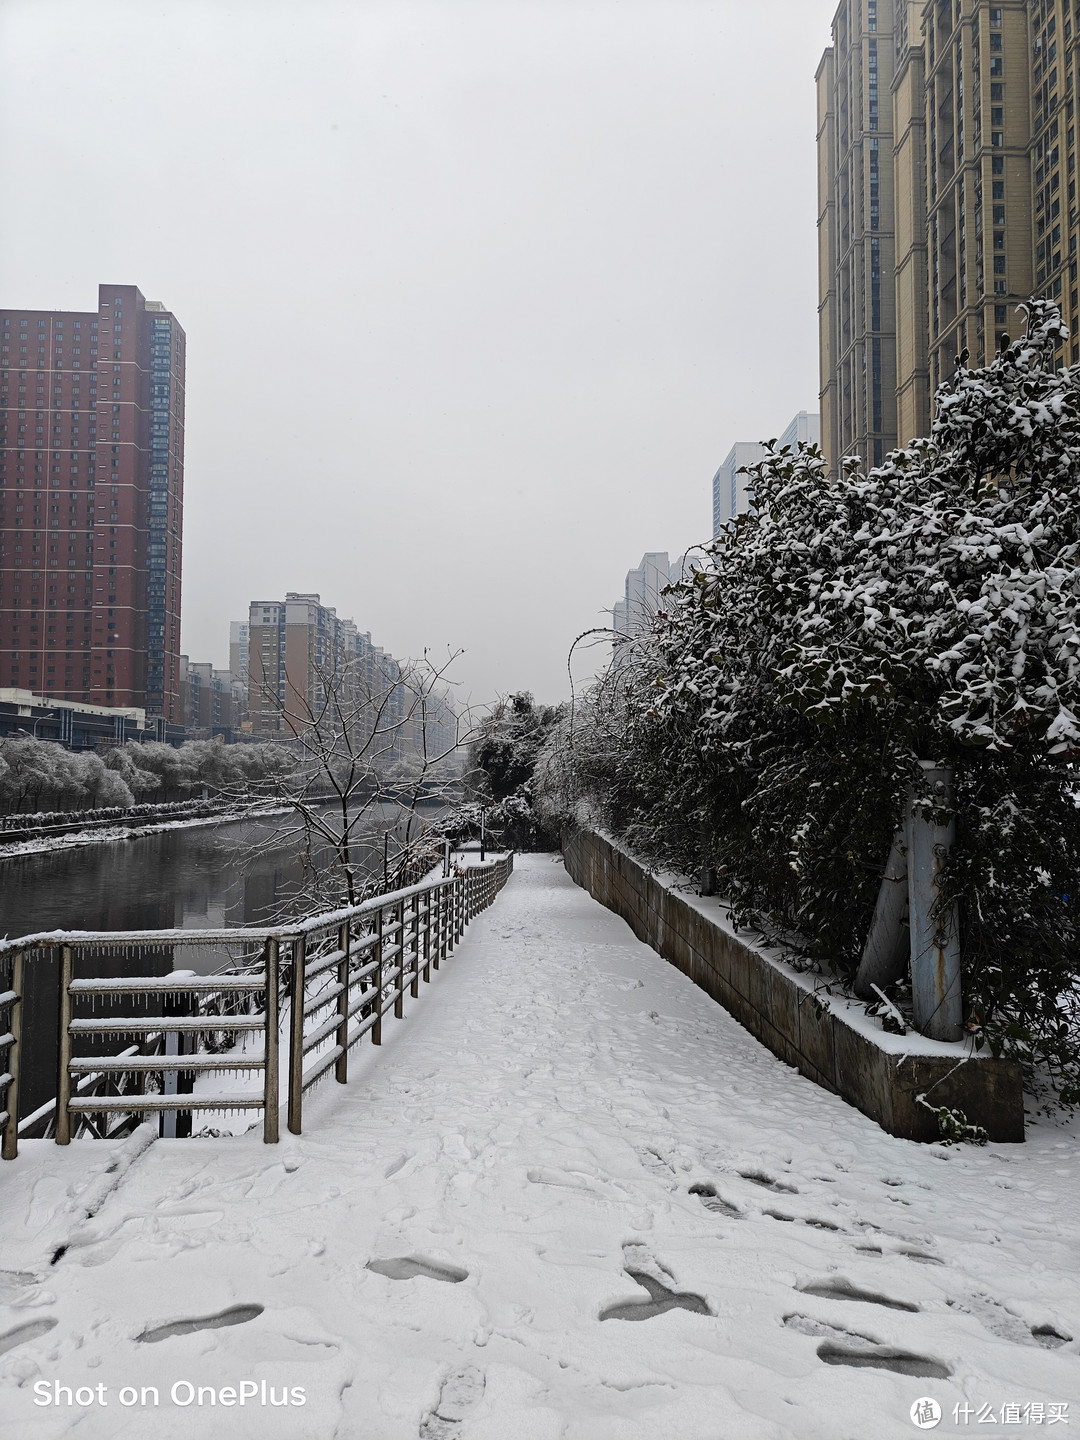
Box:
0;284;185;721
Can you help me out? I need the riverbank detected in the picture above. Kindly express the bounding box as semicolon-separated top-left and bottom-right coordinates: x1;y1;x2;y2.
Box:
0;803;289;862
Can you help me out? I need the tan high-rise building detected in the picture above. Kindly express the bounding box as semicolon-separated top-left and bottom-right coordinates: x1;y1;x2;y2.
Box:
819;0;1080;474
817;0;900;474
247;593;361;738
245;593;452;764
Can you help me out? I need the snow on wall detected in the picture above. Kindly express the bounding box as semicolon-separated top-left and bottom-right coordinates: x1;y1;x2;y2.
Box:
563;829;1025;1143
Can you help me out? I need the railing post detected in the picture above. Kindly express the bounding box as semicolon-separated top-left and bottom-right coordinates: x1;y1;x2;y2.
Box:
422;889;432;983
1;949;24;1161
263;938;280;1143
410;893;420;998
394;900;405;1019
56;944;74;1146
372;907;384;1046
287;935;307;1135
335;921;349;1084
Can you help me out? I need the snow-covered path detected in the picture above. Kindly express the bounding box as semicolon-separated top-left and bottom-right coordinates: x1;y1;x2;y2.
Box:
1;854;1078;1440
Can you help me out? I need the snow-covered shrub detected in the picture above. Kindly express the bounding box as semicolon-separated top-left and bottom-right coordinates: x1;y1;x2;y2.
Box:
465;693;567;849
0;737;297;815
550;302;1080;1106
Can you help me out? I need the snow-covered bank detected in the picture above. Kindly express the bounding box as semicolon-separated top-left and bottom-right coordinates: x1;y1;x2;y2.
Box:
0;855;1076;1439
0;805;289;862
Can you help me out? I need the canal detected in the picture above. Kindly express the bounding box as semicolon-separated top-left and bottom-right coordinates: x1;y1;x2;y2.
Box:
0;803;432;942
0;803;444;1124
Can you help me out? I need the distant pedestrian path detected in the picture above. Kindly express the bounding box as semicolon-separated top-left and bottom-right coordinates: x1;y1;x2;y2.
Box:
1;856;1077;1440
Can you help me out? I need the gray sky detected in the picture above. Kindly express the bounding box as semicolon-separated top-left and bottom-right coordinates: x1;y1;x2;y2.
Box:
0;0;835;707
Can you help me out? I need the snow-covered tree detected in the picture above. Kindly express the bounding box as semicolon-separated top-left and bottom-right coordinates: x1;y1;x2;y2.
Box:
462;693;566;849
546;301;1080;1107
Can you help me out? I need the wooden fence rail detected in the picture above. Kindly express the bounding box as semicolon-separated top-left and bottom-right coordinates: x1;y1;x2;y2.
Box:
0;854;513;1158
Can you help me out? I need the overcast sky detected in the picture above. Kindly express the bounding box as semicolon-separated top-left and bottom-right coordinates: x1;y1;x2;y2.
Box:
0;0;835;707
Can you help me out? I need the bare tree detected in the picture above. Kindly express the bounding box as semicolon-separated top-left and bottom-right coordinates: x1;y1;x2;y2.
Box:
243;645;474;915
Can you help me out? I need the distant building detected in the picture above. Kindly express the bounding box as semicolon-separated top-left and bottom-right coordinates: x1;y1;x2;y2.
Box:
0;283;186;719
610;550;709;669
712;443;766;535
229;620;249;688
668;552;706;586
247;593;361;738
0;687;182;747
622;553;670;636
711;412;821;535
179;656;244;736
244;592;455;766
778;410;821;452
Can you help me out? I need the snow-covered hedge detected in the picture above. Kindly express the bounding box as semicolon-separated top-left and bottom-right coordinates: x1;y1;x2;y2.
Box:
0;796;230;834
544;302;1080;1108
0;738;296;816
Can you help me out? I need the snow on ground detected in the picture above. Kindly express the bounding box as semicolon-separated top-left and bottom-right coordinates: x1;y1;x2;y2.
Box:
0;854;1077;1440
0;807;287;863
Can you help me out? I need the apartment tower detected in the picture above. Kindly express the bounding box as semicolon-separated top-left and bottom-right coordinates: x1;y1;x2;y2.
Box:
0;284;185;719
247;593;364;737
819;1;1080;473
817;0;900;473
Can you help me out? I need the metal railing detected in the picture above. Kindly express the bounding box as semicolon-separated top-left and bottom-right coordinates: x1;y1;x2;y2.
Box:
0;854;513;1159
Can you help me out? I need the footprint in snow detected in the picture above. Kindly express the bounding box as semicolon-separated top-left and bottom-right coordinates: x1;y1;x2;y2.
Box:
600;1270;711;1322
783;1313;878;1347
689;1182;742;1218
854;1243;942;1265
798;1277;919;1312
739;1169;799;1194
946;1293;1073;1348
367;1256;468;1284
898;1248;944;1265
817;1340;951;1379
419;1366;486;1439
1033;1325;1073;1349
137;1305;263;1343
0;1318;58;1356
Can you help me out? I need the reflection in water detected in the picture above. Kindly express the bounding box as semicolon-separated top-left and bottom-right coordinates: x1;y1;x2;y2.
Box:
2;803;441;1123
0;804;421;941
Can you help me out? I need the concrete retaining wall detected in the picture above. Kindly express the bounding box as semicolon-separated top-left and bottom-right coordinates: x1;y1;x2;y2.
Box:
563;829;1024;1143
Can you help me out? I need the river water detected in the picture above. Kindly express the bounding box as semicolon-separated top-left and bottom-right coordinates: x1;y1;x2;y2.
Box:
0;803;427;942
0;805;441;1121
